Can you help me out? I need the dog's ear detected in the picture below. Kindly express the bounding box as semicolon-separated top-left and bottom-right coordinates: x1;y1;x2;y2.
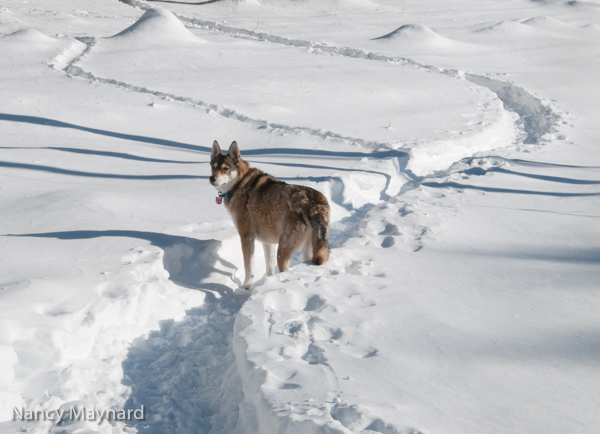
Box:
227;141;241;164
211;140;222;161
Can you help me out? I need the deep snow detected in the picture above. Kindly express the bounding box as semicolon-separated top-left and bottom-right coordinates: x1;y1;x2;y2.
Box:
0;0;599;433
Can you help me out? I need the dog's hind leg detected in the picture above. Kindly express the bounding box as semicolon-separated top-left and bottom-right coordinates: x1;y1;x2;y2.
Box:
302;239;313;262
240;236;255;289
310;214;330;266
276;242;293;273
277;223;305;272
263;243;277;275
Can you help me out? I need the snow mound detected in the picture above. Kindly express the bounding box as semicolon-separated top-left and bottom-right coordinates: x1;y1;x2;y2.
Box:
3;28;57;44
521;16;575;32
476;20;553;36
582;23;600;32
372;24;461;49
567;0;600;9
111;8;202;44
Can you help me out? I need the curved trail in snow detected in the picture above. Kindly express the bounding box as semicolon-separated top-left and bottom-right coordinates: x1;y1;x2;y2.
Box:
63;39;392;152
60;48;401;203
56;5;555;204
55;34;405;206
118;0;558;150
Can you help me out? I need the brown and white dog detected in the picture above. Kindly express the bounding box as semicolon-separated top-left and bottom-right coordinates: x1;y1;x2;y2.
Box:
210;140;330;289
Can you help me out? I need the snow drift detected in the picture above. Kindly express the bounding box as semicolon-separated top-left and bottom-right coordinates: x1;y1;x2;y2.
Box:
4;29;57;44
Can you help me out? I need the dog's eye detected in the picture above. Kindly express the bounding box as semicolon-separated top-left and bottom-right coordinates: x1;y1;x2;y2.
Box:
222;166;230;171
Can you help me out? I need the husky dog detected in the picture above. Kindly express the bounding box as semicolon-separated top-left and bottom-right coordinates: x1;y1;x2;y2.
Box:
210;140;330;289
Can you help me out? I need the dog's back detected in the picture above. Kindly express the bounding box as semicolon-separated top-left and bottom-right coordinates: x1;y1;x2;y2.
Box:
228;168;330;268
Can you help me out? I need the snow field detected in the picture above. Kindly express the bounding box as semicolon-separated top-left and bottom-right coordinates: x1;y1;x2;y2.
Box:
0;0;599;433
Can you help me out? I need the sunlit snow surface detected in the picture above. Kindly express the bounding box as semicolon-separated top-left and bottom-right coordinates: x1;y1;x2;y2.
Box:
0;0;599;433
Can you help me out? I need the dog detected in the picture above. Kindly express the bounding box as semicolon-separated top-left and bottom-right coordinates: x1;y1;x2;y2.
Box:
210;140;330;289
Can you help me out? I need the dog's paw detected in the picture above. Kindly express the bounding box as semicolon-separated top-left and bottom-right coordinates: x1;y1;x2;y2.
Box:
240;279;253;290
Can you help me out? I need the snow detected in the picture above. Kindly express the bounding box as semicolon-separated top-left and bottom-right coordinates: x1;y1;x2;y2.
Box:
0;0;599;433
372;24;477;54
111;8;201;42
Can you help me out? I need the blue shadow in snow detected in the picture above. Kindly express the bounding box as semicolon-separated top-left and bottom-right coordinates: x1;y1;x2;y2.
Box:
465;167;600;185
422;181;600;197
454;246;600;265
0;161;206;181
0;146;203;165
0;113;409;161
483;157;600;170
0;113;209;153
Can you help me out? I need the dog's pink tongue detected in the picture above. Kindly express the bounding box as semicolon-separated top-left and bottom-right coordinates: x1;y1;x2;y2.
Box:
215;197;223;205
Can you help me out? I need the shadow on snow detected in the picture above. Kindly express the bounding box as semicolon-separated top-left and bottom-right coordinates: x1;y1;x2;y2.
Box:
0;113;409;161
0;146;204;165
422;181;600;197
0;161;206;180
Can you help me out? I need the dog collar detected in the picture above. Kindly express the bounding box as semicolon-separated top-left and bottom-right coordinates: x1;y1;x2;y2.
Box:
215;187;236;205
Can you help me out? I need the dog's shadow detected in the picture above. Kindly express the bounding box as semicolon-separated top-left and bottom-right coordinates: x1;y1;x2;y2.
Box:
159;235;240;290
8;229;238;288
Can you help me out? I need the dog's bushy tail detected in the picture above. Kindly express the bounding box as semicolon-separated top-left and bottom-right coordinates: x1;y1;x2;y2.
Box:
309;196;330;266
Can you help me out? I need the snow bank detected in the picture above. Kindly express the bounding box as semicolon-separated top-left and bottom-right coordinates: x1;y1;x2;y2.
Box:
0;238;205;431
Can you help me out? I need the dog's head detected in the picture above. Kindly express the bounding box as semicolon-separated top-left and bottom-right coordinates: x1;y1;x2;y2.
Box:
210;140;242;194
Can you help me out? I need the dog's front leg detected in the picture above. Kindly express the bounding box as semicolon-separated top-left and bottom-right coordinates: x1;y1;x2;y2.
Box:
240;236;255;289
